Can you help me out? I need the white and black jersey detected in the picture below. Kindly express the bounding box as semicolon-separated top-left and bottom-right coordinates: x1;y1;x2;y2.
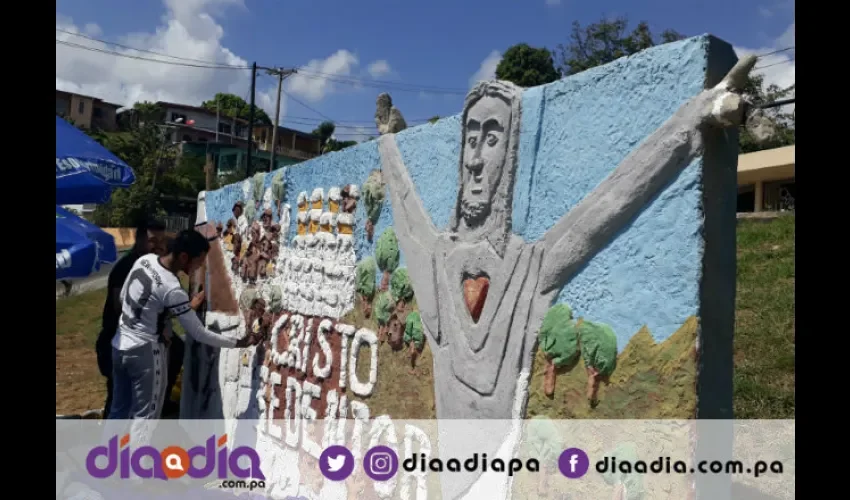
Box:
112;254;237;351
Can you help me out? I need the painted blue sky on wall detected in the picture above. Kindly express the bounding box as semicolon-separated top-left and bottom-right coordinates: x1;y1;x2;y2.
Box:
204;36;718;352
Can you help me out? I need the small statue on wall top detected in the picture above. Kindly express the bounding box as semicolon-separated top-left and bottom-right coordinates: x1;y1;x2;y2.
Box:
374;92;407;135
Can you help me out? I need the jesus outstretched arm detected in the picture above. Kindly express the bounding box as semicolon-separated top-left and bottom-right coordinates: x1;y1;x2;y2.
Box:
537;55;756;296
377;134;443;343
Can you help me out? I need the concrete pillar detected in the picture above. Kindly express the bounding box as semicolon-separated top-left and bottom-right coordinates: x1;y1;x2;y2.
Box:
754;181;764;212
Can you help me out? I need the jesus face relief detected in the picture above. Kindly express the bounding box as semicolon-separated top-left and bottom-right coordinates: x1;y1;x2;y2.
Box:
460;95;512;228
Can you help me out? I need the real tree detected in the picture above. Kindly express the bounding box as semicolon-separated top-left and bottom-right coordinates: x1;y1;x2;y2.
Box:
310;120;359;154
201;93;272;125
495;43;561;88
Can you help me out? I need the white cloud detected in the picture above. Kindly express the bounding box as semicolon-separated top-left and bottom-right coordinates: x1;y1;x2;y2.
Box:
734;22;795;112
286;50;359;102
56;0;284;115
758;6;773;17
546;0;562;5
56;0;388;119
367;60;392;79
469;50;502;88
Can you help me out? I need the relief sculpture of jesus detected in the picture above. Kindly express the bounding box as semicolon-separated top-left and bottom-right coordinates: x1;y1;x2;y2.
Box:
376;56;755;499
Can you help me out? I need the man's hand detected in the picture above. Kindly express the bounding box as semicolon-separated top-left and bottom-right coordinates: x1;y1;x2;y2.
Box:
190;292;206;310
234;334;262;348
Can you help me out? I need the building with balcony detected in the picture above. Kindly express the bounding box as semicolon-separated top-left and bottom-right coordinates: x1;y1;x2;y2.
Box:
252;124;322;161
736;145;795;213
55;90;122;131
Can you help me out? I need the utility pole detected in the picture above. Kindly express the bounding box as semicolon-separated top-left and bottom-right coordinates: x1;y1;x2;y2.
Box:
265;67;297;172
215;95;220;142
246;62;257;178
205;150;214;191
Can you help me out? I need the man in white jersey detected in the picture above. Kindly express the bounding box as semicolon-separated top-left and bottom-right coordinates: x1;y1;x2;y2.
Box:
109;229;259;420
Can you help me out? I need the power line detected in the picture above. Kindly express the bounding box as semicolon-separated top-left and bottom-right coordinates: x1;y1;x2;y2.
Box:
57;30;467;95
754;58;795;70
56;39;251;69
756;46;794;58
56;28;248;67
282;89;336;122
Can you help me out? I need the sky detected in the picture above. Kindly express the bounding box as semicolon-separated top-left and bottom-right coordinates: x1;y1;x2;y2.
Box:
56;0;795;142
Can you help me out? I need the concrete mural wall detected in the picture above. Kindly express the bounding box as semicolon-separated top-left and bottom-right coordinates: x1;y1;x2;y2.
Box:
183;35;743;499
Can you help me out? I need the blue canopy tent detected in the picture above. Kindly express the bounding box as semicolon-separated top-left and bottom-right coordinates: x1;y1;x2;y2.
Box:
56;115;135;281
56;206;119;280
56;116;136;205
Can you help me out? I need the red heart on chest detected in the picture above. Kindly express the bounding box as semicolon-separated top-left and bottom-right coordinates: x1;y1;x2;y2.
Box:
462;276;490;323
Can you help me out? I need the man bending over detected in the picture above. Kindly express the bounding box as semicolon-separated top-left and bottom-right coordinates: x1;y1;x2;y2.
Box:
108;229;259;420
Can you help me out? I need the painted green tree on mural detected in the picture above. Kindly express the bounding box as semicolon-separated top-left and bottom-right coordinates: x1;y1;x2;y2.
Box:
362;170;385;241
355;257;378;317
375;228;400;291
538;303;618;406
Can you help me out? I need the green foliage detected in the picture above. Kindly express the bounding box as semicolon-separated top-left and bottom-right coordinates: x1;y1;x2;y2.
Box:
556;16;794;154
427;116;440;124
267;285;283;313
403;312;425;349
495;43;561;87
555;17;684;76
363;170;385;223
375;228;400;272
739;74;796;153
355;258;378;298
539;304;580;367
271;170;286;202
600;442;644;499
578;320;618;377
390;268;414;302
309;121;358;153
323;138;358;153
252;172;266;201
239;288;259;311
88;122;179;227
217;163;248;189
374;291;395;326
244;201;256;221
522;416;563;463
132;101;165;124
201;93;271;125
311;121;336;145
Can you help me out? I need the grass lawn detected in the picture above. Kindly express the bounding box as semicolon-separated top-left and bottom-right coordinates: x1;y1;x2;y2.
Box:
56;218;795;418
733;215;795;418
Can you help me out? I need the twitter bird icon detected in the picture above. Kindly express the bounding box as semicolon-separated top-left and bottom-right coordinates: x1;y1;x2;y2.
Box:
327;454;346;472
319;445;355;481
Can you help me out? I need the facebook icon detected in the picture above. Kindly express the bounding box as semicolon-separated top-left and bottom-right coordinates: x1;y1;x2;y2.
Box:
558;448;590;478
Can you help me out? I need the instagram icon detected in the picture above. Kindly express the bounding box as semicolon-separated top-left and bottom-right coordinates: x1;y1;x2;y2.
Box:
363;446;399;481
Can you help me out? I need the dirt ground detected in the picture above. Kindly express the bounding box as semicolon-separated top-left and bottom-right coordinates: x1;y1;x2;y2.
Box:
56;288;108;415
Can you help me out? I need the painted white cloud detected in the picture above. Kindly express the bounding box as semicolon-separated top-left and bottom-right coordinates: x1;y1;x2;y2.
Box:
56;0;284;117
469;50;502;88
734;21;795;111
367;60;392;79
